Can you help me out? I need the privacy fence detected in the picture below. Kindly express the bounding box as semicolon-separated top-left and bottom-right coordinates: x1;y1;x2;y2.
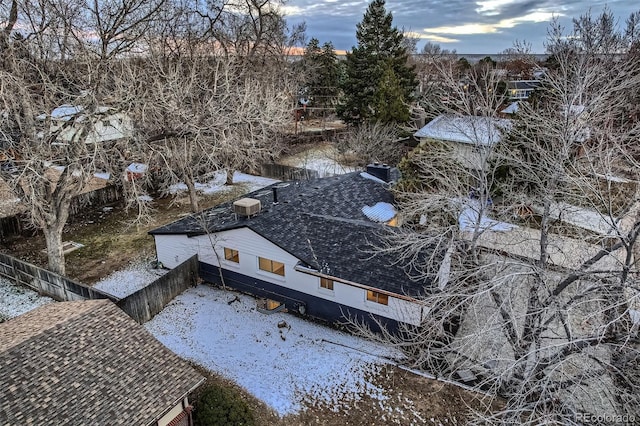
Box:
0;252;198;324
260;163;320;181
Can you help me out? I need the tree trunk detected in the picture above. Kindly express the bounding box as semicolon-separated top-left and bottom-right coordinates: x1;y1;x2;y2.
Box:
185;176;199;212
43;225;66;276
225;169;234;185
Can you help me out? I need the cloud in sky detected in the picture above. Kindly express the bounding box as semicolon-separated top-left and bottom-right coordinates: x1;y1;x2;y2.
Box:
283;0;638;53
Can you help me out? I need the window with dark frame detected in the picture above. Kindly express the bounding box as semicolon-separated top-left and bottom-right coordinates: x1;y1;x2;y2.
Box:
320;277;334;290
366;290;389;305
258;257;285;276
224;248;239;263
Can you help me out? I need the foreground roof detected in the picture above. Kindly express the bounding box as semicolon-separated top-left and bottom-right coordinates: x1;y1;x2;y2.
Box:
0;300;204;425
414;114;512;146
151;171;437;296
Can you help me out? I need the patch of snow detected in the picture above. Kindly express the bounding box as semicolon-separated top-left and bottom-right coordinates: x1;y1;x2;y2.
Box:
145;285;401;415
126;163;148;174
169;171;279;196
50;104;84;121
94;260;167;298
362;202;397;222
137;195;153;202
415;115;512;146
595;173;633;184
278;145;358;177
231;171;279;191
459;200;516;232
0;278;54;320
531;202;618;235
360;172;387;184
94;172;111;180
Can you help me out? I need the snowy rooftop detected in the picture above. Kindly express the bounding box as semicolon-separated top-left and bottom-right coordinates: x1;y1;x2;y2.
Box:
414;114;512;146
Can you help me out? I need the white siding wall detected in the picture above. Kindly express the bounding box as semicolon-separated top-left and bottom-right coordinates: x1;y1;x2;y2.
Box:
154;228;424;325
155;234;199;268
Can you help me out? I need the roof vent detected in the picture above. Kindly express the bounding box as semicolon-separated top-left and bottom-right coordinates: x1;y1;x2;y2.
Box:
233;198;261;217
366;163;392;182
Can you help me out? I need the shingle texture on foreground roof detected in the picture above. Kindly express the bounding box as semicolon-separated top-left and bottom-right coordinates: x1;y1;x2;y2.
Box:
0;300;204;426
151;171;438;296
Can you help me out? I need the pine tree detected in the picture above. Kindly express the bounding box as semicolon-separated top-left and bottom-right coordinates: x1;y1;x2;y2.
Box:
337;0;417;125
302;39;340;117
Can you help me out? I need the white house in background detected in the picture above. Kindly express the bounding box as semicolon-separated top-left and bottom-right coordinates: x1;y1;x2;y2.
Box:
150;165;445;332
39;104;133;144
414;114;512;170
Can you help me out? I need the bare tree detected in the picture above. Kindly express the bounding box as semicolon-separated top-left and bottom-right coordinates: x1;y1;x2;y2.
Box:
351;9;640;425
0;1;160;274
134;53;291;211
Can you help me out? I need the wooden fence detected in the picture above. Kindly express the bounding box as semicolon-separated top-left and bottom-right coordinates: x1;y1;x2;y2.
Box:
116;256;199;324
0;252;117;303
0;252;198;324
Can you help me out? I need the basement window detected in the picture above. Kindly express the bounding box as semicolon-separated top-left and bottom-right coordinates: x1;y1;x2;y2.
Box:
224;248;239;263
258;257;285;276
366;290;389;305
320;277;334;291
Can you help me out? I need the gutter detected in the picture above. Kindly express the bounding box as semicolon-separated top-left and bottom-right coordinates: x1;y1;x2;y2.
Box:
294;264;425;304
146;376;206;426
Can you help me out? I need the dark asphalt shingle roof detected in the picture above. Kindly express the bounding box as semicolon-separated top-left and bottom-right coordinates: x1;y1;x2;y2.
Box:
0;300;204;426
150;171;437;296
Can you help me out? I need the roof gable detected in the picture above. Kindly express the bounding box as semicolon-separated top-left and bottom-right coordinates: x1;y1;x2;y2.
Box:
0;300;204;425
414;114;512;146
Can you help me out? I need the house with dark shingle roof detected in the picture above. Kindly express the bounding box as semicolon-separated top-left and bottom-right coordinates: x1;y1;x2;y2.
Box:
0;300;204;426
150;165;444;332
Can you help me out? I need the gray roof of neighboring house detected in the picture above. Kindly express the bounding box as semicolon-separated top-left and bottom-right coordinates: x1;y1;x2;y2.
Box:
0;300;204;426
414;114;512;146
150;171;438;297
506;80;541;90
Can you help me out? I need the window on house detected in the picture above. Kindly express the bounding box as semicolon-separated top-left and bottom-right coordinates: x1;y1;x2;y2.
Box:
258;257;285;276
366;290;389;305
224;248;239;263
320;277;334;290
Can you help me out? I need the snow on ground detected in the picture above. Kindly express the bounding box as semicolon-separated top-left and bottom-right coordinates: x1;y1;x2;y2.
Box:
146;285;402;416
94;260;168;298
532;201;618;235
169;171;279;196
278;145;358;177
0;277;53;321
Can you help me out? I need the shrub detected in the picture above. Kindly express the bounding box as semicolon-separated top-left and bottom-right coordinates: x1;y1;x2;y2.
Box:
193;384;255;426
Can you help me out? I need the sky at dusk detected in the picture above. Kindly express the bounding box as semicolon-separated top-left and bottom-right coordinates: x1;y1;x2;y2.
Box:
282;0;638;54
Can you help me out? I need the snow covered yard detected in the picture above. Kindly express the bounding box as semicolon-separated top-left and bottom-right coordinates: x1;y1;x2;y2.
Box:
145;285;402;416
93;259;168;298
0;277;53;321
278;144;358;178
169;171;279;196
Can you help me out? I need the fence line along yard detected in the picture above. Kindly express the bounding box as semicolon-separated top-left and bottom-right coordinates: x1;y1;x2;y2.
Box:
0;252;199;324
0;252;117;303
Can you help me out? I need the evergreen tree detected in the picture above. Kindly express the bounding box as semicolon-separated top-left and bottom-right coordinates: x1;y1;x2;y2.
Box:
337;0;417;125
302;38;340;116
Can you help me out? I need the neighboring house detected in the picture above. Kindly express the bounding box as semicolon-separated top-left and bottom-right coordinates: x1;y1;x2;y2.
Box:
506;80;540;100
150;165;443;332
414;114;512;170
39;104;133;144
0;299;204;426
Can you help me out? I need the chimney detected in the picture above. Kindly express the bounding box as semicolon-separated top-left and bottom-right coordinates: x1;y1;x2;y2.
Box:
366;163;392;182
272;187;279;204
